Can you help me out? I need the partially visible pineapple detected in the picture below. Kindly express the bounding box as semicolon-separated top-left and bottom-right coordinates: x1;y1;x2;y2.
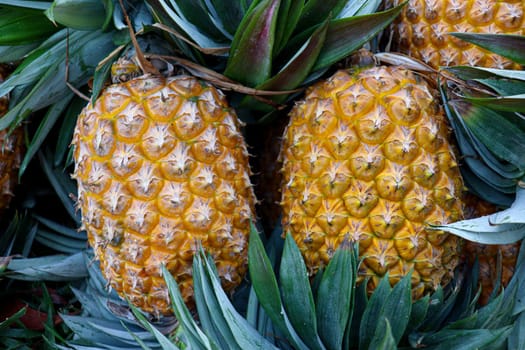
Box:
249;116;289;233
0;64;24;216
280;60;464;298
72;73;256;316
386;0;525;69
462;193;520;305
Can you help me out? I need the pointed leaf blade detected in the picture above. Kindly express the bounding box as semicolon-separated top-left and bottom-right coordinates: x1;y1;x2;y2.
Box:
224;0;280;86
450;33;525;65
315;242;355;350
313;5;404;71
280;234;325;350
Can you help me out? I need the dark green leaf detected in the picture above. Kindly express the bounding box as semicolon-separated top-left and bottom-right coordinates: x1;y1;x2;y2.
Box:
248;226;310;349
55;96;85;166
443;89;523;180
346;281;368;349
273;0;303;55
359;275;391;350
460;167;514;207
508;312;525;350
382;272;412;344
368;318;397;350
0;6;58;45
259;15;328;91
162;264;217;350
452;101;525;170
35;229;86;253
405;295;430;336
0;29;116;130
0;43;38;62
193;253;243;350
197;252;280;349
450;33;525;65
417;327;513;350
7;253;87;281
446;66;525;81
206;0;247;36
20;95;73;177
313;5;404;71
280;234;325;350
0;306;26;330
296;0;344;30
475;78;525;96
225;0;280;86
38;149;80;223
463;94;525;112
316;242;355;350
128;306;181;350
191;254;230;349
170;1;226;42
419;286;459;332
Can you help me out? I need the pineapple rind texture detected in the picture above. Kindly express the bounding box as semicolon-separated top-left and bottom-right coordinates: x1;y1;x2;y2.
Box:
0;64;23;214
280;66;464;298
72;75;256;316
388;0;525;69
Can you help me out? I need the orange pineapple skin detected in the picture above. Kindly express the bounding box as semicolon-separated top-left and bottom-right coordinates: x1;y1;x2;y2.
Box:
387;0;525;69
463;193;520;305
73;75;256;316
0;64;24;214
280;66;464;298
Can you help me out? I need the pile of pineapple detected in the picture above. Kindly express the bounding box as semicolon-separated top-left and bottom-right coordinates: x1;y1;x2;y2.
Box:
1;0;525;349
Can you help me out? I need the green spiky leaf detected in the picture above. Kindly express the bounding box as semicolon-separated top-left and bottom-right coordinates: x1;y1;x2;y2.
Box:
450;100;525;171
280;234;324;350
6;253;87;281
248;227;310;350
368;318;397;350
224;0;280;86
315;242;355;350
0;6;58;45
450;33;525;65
312;4;404;71
162;265;217;350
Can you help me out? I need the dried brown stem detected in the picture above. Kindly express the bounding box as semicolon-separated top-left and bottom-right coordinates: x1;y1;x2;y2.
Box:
117;0;159;76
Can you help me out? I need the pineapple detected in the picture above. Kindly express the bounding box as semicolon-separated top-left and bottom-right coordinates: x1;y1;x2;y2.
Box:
280;60;464;298
72;74;256;316
387;0;525;69
0;64;24;215
462;193;520;305
69;0;403;317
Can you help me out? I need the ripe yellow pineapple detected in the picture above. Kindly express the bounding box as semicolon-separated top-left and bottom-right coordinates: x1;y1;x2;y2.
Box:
280;62;464;298
72;73;256;316
462;193;520;305
0;64;24;215
387;0;525;69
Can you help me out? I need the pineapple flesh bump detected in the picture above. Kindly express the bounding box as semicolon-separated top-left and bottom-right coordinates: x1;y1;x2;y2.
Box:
72;75;256;316
387;0;525;69
280;65;464;298
0;64;23;215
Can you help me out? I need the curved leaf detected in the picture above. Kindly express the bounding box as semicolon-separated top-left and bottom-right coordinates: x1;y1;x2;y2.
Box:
313;4;404;71
316;242;355;350
248;227;310;350
450;33;525;65
280;234;325;350
224;0;280;86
